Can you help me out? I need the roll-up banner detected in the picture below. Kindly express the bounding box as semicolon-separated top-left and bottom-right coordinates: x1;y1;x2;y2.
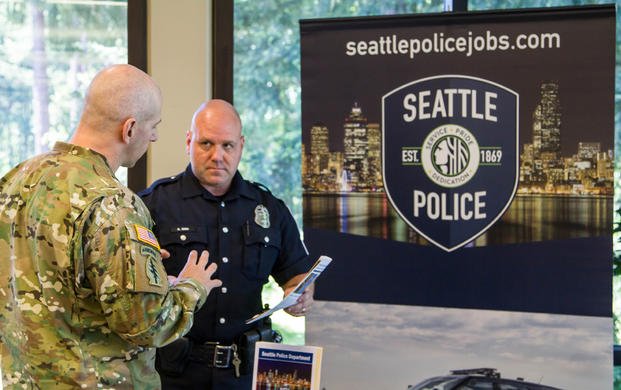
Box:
301;5;614;389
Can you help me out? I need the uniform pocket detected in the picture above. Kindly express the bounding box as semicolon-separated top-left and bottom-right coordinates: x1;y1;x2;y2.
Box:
158;226;209;247
242;224;282;281
156;225;209;276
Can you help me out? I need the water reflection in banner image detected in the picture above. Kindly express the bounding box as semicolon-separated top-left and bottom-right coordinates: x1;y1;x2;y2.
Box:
302;192;612;247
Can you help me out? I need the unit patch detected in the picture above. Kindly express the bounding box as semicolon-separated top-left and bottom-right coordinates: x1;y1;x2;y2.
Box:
141;246;162;287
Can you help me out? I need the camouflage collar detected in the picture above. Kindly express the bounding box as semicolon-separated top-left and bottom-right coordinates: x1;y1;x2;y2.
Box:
53;142;113;174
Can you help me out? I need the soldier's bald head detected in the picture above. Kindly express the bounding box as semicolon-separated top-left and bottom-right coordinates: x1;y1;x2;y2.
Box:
78;64;161;133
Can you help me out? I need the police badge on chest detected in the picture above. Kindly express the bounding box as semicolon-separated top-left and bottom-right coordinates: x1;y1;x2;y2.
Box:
254;204;270;228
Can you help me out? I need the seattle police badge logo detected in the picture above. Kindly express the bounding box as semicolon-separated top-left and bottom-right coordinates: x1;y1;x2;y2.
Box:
382;75;519;252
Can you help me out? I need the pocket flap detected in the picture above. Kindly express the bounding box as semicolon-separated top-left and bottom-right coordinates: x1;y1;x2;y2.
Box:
158;226;208;246
243;224;281;249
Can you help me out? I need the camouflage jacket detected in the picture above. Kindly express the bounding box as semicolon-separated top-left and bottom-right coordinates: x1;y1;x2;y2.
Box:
0;142;207;389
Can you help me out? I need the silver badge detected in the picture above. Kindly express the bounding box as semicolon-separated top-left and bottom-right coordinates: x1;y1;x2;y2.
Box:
254;204;270;228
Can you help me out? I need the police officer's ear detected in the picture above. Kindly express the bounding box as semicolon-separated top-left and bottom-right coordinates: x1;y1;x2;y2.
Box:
121;117;136;144
185;130;192;154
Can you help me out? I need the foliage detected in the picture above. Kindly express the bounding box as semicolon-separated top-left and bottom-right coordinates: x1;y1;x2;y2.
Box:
0;0;127;176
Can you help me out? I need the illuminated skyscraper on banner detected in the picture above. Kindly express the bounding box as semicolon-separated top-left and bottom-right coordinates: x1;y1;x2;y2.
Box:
518;81;611;194
367;123;382;189
310;124;330;174
343;103;368;189
532;82;562;164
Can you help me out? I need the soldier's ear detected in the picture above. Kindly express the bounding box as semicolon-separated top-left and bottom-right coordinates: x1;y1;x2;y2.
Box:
122;118;136;144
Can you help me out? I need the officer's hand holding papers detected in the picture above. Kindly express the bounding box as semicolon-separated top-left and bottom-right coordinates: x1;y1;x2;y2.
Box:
246;256;332;324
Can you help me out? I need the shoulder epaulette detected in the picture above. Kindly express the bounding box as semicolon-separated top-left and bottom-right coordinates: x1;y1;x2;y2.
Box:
250;181;272;193
152;175;179;187
139;174;180;196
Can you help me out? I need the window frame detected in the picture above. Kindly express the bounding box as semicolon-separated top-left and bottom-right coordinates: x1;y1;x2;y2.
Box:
127;0;148;192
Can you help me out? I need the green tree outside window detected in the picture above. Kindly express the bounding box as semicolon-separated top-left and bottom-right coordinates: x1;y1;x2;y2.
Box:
0;0;128;179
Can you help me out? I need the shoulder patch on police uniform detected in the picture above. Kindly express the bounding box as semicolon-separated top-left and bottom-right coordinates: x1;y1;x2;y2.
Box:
250;181;271;193
133;224;161;250
138;174;180;197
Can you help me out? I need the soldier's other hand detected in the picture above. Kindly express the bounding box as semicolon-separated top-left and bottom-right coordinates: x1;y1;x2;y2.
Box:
160;248;171;259
178;250;222;294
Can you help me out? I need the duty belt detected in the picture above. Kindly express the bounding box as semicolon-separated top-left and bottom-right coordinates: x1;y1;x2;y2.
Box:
190;342;242;376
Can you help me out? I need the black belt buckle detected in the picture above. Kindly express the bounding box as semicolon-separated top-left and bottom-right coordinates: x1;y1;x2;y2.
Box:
213;343;233;368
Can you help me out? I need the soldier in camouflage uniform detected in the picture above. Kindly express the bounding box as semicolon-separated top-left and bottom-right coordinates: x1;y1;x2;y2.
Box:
0;64;222;389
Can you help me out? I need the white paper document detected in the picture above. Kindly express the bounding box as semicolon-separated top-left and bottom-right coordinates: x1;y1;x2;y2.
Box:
245;255;332;324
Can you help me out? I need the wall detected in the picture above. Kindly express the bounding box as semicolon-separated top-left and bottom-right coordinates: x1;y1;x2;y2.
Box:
147;0;212;183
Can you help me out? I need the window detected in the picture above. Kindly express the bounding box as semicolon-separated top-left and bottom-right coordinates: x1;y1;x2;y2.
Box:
0;0;128;180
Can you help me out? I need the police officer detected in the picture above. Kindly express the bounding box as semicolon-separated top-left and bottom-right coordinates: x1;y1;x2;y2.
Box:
0;65;222;389
139;99;315;389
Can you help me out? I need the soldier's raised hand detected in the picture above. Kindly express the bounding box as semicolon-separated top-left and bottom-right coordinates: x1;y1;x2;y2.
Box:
176;250;222;294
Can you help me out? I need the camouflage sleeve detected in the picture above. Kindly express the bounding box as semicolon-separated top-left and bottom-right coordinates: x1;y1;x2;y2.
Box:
82;196;208;348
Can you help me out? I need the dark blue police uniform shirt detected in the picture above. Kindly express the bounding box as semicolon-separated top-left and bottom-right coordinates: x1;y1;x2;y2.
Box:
138;165;312;344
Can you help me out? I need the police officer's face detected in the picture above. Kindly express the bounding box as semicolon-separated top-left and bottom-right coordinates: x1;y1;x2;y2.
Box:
187;105;244;196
